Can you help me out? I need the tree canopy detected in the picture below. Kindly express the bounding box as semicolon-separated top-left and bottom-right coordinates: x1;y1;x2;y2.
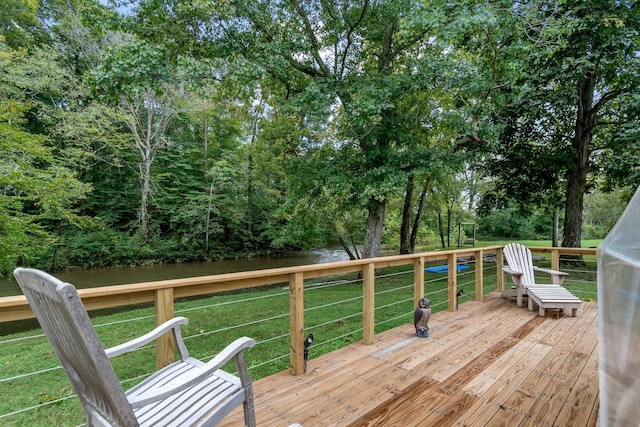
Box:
0;0;638;276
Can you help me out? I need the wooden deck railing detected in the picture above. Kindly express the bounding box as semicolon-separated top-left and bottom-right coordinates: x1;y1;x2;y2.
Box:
0;245;597;374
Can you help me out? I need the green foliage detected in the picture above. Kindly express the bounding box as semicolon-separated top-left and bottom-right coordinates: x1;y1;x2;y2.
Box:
0;100;91;274
477;204;556;240
39;226;141;270
88;38;172;103
477;0;640;246
0;0;40;48
1;0;639;275
600;93;640;192
582;189;627;239
478;103;571;210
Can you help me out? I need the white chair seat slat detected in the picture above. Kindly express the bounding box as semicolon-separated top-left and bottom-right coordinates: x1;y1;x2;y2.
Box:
525;284;581;317
132;368;241;426
164;384;244;427
128;360;199;396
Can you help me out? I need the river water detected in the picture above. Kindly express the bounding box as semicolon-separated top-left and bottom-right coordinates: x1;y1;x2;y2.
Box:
1;248;350;298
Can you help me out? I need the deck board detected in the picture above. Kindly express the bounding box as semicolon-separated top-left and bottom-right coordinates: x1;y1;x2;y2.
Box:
219;292;599;426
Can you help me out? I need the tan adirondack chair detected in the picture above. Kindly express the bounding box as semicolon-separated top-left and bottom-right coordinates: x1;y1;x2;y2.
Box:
501;243;568;308
13;268;257;427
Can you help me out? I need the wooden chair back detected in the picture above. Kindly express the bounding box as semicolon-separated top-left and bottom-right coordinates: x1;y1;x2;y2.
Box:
13;268;138;426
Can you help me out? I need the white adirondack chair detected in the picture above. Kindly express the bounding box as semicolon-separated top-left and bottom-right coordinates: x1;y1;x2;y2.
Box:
501;243;568;308
13;268;257;427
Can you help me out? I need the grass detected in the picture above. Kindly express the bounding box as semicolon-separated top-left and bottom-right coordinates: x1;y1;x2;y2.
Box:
0;244;599;426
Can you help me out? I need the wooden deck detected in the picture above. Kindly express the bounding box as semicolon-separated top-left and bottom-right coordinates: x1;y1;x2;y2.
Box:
220;292;599;426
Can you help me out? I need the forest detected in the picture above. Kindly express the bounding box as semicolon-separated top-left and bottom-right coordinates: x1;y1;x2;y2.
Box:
1;0;639;277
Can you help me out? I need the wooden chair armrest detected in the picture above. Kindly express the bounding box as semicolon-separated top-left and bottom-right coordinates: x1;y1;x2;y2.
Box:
105;317;189;358
128;336;256;408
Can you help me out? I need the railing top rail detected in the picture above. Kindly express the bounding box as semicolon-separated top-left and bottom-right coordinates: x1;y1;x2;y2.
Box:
0;245;596;322
527;246;598;254
2;248;495;303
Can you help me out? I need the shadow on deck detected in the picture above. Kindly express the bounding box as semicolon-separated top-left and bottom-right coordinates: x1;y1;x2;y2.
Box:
221;292;599;427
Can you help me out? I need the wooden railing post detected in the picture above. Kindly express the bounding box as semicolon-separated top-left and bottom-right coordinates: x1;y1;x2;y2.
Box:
475;249;483;301
155;287;175;370
414;256;425;308
551;248;560;271
496;249;504;292
448;254;457;312
363;262;375;345
289;272;305;375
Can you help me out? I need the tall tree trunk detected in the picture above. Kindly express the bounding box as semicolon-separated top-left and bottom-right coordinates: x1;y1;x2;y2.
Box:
139;158;151;240
552;207;559;247
247;153;253;234
124;88;181;242
203;113;209;176
247;98;263;237
401;175;431;254
437;208;445;249
361;107;391;259
562;72;596;248
446;207;452;248
409;178;430;253
204;114;210;252
467;172;477;212
361;20;397;260
130;97;156;243
363;199;386;258
205;183;214;252
399;174;414;254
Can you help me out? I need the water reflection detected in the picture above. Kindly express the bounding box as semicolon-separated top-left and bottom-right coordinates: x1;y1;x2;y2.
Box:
1;248;349;297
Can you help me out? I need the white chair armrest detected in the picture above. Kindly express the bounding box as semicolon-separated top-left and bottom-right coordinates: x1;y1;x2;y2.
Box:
128;336;256;408
105;317;189;358
532;266;568;276
502;266;522;276
533;266;568;285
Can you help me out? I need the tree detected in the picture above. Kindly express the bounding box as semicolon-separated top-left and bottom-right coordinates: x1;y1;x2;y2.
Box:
115;0;454;258
511;1;640;248
0;99;91;274
478;102;569;220
0;12;112;269
90;39;187;240
453;1;640;248
0;0;40;48
600;91;640;194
